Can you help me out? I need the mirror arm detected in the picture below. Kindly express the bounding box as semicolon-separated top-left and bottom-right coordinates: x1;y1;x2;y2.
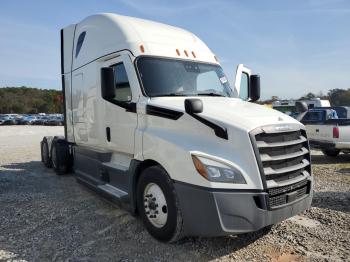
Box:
188;113;228;140
184;99;228;140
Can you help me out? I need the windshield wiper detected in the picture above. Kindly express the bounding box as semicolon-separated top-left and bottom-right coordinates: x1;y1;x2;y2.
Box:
197;92;226;97
152;92;227;97
152;92;189;97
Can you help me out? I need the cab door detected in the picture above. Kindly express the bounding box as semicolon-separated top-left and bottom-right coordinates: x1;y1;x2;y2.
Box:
102;54;138;155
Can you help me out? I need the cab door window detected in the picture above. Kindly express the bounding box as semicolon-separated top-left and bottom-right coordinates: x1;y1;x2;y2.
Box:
112;63;132;102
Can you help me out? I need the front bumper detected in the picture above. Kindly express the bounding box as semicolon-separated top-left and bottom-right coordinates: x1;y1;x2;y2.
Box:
174;180;313;237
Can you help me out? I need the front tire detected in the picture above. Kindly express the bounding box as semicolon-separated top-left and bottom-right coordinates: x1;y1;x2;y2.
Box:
137;166;184;243
322;149;340;157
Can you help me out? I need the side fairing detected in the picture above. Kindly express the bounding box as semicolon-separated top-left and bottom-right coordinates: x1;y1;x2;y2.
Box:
62;75;74;142
61;25;76;143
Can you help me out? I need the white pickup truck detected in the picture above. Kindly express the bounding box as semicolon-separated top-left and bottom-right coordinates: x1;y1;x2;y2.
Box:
300;108;350;156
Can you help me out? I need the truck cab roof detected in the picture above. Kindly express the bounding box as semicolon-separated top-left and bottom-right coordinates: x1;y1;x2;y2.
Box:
62;13;218;74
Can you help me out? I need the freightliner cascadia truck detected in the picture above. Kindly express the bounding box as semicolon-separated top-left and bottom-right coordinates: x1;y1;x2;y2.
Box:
40;13;313;242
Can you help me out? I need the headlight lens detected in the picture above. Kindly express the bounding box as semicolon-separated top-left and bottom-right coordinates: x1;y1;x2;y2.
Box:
192;155;246;184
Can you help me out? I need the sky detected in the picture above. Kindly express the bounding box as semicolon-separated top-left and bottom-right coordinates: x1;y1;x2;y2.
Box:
0;0;349;100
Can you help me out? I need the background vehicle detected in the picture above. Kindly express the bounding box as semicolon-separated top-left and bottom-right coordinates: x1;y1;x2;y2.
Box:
0;115;17;125
313;106;350;119
18;115;37;125
46;115;64;126
40;13;313;242
300;108;350;156
0;114;63;125
33;115;50;125
273;98;330;118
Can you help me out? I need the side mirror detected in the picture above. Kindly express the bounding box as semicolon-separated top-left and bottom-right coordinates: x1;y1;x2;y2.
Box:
185;99;203;114
101;67;115;100
249;75;260;102
295;101;308;113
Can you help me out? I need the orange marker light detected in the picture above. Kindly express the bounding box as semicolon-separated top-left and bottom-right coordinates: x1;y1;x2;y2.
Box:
192;156;208;179
184;50;189;57
176;49;180;56
192;51;196;58
140;45;145;53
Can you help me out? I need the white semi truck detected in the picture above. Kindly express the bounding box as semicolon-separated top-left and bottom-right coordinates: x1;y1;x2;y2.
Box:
40;13;313;242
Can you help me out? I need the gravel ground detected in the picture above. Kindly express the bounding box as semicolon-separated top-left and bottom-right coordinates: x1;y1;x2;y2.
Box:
0;126;349;262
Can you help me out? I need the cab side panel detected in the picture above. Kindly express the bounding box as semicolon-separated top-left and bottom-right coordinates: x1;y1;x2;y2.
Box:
72;70;88;142
70;24;102;147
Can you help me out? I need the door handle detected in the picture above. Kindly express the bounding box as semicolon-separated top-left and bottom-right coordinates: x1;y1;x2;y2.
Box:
106;127;111;142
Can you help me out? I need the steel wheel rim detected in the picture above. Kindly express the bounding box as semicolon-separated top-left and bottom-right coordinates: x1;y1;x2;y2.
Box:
143;183;168;228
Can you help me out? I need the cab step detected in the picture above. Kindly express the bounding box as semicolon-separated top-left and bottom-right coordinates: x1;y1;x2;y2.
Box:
97;184;128;200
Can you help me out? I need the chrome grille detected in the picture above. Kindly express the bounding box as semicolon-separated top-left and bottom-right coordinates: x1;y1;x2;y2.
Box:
250;125;312;209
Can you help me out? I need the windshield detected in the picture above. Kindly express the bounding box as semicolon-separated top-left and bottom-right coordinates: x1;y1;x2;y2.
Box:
136;57;234;97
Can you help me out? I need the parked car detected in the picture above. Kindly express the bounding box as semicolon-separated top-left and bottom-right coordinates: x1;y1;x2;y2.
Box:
300;108;350;156
46;115;64;126
0;115;17;125
33;115;50;125
18;115;38;125
0;116;5;125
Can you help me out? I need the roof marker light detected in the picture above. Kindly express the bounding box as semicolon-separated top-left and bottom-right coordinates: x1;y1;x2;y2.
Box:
176;49;180;56
184;50;189;57
140;44;145;53
192;51;196;58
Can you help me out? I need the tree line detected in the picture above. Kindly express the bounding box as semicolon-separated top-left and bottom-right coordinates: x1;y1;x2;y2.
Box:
1;86;350;114
0;87;63;114
267;89;350;106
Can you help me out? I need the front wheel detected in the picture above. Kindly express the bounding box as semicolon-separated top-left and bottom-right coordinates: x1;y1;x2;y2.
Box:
322;149;340;157
137;166;184;242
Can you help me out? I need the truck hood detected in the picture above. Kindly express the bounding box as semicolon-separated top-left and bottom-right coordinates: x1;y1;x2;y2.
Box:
148;97;302;132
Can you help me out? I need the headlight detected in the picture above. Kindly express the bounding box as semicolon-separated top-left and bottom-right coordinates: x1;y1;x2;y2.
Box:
192;155;246;184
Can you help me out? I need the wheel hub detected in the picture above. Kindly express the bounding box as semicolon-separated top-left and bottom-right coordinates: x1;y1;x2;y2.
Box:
143;183;168;228
148;201;157;210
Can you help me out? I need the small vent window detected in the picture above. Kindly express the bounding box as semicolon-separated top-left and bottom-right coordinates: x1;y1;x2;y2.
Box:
75;31;86;58
112;63;132;102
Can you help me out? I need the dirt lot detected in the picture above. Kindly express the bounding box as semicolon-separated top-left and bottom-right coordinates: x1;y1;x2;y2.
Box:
0;126;349;262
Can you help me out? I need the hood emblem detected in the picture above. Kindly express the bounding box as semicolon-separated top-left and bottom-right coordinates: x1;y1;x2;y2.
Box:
275;124;292;131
